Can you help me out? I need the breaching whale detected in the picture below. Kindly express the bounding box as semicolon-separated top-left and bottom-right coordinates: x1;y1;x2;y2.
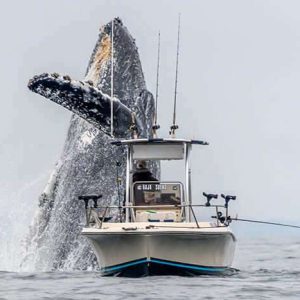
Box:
23;18;159;270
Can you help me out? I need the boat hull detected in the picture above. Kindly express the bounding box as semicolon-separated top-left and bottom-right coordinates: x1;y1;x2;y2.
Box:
101;257;235;277
82;223;236;277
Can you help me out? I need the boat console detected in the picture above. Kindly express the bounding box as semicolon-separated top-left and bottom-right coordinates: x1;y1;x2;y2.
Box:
133;181;183;222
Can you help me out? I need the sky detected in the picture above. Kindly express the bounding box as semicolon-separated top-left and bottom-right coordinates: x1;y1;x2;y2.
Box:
1;0;300;228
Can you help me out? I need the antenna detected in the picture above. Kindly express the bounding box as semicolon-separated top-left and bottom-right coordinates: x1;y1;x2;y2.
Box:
170;14;181;138
153;31;161;138
110;19;114;137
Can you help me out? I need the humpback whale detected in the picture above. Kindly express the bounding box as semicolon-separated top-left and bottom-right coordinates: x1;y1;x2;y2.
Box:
23;18;159;270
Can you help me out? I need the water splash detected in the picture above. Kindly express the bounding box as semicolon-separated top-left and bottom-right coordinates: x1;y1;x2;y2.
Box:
0;173;48;271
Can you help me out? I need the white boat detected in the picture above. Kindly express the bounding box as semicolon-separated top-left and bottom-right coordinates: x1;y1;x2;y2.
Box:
81;138;237;276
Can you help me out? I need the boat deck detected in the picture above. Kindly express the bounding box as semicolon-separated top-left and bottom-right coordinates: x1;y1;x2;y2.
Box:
82;222;234;235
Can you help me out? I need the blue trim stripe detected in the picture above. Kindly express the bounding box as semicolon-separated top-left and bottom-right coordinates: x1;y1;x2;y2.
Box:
103;258;148;272
150;259;226;272
103;258;226;273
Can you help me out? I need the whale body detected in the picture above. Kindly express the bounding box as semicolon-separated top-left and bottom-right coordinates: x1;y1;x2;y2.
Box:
23;18;159;270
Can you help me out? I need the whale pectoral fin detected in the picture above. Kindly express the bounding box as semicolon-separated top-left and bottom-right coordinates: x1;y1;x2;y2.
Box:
28;73;133;137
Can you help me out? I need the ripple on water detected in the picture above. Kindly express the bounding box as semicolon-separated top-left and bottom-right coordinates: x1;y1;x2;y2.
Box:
1;238;300;300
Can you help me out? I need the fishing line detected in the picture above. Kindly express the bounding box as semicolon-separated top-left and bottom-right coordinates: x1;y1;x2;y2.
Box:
230;217;300;229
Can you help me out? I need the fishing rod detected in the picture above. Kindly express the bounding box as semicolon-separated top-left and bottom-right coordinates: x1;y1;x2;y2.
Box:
153;31;161;138
116;161;122;222
170;13;181;138
110;19;114;138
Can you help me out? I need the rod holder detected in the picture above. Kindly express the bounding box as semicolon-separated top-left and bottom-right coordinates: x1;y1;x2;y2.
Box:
130;113;138;139
169;124;179;137
203;192;218;207
152;124;160;138
221;194;236;208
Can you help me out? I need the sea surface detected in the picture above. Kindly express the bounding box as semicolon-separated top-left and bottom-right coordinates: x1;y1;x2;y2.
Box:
0;235;299;300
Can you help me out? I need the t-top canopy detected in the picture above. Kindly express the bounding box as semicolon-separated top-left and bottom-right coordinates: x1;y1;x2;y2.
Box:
111;138;209;160
111;138;209;146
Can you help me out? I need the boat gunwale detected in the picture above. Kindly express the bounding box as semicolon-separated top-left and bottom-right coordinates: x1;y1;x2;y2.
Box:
81;228;237;241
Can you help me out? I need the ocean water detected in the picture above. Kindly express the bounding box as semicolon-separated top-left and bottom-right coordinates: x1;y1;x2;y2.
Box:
0;235;299;300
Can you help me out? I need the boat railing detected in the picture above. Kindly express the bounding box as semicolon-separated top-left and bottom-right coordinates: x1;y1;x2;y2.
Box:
81;202;233;229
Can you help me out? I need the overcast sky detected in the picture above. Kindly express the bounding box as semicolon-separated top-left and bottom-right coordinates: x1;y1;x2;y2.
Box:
1;0;300;228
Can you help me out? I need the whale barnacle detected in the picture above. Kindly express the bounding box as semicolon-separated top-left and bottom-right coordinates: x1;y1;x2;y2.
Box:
63;75;71;81
27;79;33;87
51;73;60;78
85;80;94;86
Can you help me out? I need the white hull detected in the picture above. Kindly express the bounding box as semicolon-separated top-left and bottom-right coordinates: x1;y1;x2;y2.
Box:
82;222;236;276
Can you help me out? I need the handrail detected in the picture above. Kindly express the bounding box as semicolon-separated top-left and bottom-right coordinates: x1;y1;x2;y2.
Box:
91;204;227;209
84;204;231;228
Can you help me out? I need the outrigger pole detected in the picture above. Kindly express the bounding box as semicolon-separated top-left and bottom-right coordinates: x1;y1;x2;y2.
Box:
110;19;114;137
170;13;181;138
153;31;161;138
